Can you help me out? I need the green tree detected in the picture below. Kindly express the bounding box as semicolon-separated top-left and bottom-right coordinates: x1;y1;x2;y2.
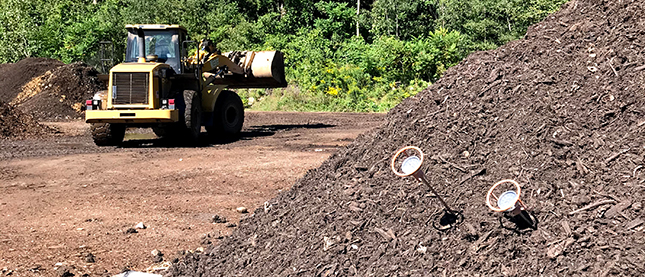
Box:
438;0;567;50
0;0;569;112
313;1;356;43
0;0;42;62
370;0;438;40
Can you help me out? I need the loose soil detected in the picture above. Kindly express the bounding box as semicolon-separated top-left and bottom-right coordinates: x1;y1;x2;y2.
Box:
0;101;53;139
0;58;64;101
0;111;384;277
169;0;645;276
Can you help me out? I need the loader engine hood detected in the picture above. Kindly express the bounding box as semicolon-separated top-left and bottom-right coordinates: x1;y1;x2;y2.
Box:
110;62;166;73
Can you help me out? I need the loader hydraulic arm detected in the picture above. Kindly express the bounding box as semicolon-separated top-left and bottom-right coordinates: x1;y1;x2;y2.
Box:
188;41;286;89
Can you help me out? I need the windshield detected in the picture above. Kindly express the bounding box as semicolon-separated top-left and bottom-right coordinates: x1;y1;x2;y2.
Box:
126;30;181;72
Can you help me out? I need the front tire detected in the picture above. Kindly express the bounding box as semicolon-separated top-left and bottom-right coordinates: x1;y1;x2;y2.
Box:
206;90;244;139
91;123;125;146
183;90;202;144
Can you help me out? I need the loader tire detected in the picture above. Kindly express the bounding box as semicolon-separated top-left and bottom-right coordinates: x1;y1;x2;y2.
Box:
183;90;202;144
91;123;125;146
207;90;244;139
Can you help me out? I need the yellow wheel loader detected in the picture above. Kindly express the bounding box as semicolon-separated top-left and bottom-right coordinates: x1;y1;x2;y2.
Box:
85;24;286;146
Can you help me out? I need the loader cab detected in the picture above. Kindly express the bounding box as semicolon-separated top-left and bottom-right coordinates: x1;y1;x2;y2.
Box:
124;24;188;73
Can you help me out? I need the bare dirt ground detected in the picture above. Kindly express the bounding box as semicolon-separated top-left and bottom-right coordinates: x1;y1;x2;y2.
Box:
0;111;385;277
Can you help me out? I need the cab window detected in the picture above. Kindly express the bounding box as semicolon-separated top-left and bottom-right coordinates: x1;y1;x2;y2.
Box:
126;30;181;73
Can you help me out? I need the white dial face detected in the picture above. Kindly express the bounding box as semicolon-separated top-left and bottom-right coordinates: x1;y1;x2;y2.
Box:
497;191;518;210
401;156;422;175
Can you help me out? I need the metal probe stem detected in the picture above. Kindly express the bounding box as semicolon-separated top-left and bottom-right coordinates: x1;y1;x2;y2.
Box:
516;210;536;229
418;176;453;213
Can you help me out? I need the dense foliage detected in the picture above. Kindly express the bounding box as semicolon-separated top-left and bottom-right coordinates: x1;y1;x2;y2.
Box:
0;0;567;111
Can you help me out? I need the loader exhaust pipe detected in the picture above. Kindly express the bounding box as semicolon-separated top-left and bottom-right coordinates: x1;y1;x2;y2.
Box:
137;28;146;63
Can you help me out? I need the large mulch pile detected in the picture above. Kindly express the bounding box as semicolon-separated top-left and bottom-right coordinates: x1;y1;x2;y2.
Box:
11;62;103;121
169;0;645;275
0;58;102;122
0;101;52;139
0;57;64;100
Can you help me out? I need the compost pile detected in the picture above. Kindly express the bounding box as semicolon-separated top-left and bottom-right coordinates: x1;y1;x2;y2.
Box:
0;57;64;100
0;58;63;138
12;62;102;121
0;101;52;139
169;0;644;276
0;58;100;122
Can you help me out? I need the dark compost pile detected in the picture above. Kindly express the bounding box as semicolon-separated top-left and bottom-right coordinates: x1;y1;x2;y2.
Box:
170;0;644;276
0;57;64;100
0;101;52;139
12;62;103;121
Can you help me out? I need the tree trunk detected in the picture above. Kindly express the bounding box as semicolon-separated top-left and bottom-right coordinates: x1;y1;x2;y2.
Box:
356;0;360;37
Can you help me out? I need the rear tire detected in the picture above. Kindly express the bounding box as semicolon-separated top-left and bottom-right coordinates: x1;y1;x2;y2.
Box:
183;90;202;144
91;123;125;146
206;90;244;139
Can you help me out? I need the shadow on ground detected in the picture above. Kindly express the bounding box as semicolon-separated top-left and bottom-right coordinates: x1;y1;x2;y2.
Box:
118;123;336;148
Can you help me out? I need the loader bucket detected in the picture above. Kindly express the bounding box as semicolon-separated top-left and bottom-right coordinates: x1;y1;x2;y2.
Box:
251;51;285;80
210;51;287;89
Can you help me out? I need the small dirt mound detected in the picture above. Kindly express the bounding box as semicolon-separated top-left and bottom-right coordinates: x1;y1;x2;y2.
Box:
0;58;64;101
13;62;102;121
168;0;644;276
0;101;52;139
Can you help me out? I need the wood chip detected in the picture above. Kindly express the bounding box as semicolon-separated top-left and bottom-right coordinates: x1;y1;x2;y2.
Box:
464;223;478;237
626;218;643;230
323;236;336;251
459;168;486;185
561;221;572;237
605;148;630;163
348;201;363;212
546;237;575;259
374;227;394;241
487;68;501;83
634;64;645;71
604;200;632;218
608;58;618;77
576;158;589;175
569;200;616;215
471;230;493;253
549;138;573;147
438;156;467;172
386;229;396;241
546;242;562;259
